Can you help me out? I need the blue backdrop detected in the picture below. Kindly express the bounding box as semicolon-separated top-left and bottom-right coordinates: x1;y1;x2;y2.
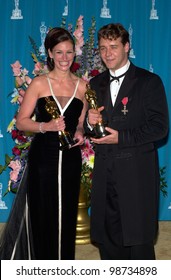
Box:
0;0;171;222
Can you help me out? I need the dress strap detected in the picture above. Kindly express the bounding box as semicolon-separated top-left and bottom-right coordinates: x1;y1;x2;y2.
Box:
46;76;80;115
63;79;80;113
46;76;62;111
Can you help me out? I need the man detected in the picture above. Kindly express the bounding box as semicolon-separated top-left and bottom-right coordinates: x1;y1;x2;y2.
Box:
86;23;169;260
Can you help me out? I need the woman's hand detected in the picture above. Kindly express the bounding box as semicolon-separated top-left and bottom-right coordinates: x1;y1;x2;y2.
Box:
72;131;84;147
43;116;66;132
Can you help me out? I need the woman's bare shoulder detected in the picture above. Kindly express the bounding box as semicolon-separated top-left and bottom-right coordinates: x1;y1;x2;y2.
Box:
26;74;49;99
78;77;88;91
31;74;48;85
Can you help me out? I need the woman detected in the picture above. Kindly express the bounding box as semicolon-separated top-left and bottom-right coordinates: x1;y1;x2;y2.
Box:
0;27;88;260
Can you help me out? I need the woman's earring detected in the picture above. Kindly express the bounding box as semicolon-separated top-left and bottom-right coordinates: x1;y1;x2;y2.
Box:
50;58;53;63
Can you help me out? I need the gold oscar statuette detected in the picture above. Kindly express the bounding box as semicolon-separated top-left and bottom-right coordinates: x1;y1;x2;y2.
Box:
45;97;77;150
85;84;108;138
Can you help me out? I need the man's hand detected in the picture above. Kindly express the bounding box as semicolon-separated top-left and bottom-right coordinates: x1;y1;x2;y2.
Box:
91;127;118;144
88;106;104;126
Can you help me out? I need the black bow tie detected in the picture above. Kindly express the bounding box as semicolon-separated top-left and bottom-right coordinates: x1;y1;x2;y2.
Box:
110;70;128;83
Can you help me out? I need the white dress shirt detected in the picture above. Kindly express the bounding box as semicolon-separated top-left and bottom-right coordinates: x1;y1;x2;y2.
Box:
110;60;130;106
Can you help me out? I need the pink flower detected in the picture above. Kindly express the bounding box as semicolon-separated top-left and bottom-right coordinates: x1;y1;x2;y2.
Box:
33;62;42;71
74;29;83;39
10;170;19;182
11;60;31;95
77;15;84;30
11;61;22;76
73;15;84;55
33;62;48;76
75;38;84;55
16;76;24;86
18;89;25;97
18;89;26;104
81;71;90;82
22;68;29;76
25;76;32;84
9;160;21;171
81;138;94;163
18;95;23;104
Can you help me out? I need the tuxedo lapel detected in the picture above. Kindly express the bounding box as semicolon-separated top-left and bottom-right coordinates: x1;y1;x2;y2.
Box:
95;71;112;125
98;70;111;109
113;63;137;111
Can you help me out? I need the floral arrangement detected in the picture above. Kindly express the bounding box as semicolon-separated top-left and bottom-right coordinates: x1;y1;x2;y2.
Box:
0;15;104;196
80;138;95;199
0;61;36;194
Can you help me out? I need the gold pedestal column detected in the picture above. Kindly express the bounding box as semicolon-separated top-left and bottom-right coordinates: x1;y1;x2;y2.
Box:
76;185;90;244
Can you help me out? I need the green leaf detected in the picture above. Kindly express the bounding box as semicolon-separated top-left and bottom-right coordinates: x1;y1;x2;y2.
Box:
160;166;168;197
0;165;5;174
29;36;43;62
0;154;12;174
5;154;13;164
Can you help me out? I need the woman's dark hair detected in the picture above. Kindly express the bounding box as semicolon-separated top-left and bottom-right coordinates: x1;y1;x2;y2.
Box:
98;23;130;46
44;27;75;70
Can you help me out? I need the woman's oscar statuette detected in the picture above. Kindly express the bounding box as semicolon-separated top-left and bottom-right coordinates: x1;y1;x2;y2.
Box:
85;84;108;138
45;97;76;149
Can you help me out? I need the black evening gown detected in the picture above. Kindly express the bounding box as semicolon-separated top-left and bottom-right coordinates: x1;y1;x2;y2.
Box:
0;79;83;260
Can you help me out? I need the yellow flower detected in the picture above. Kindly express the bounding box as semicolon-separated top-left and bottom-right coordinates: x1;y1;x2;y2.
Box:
87;154;94;169
7;118;16;133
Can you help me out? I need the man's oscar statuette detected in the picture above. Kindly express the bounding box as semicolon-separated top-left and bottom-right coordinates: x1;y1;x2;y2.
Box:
85;84;108;138
45;97;76;149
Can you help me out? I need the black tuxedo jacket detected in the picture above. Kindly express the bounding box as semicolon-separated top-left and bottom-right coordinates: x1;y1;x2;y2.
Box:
88;62;169;246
